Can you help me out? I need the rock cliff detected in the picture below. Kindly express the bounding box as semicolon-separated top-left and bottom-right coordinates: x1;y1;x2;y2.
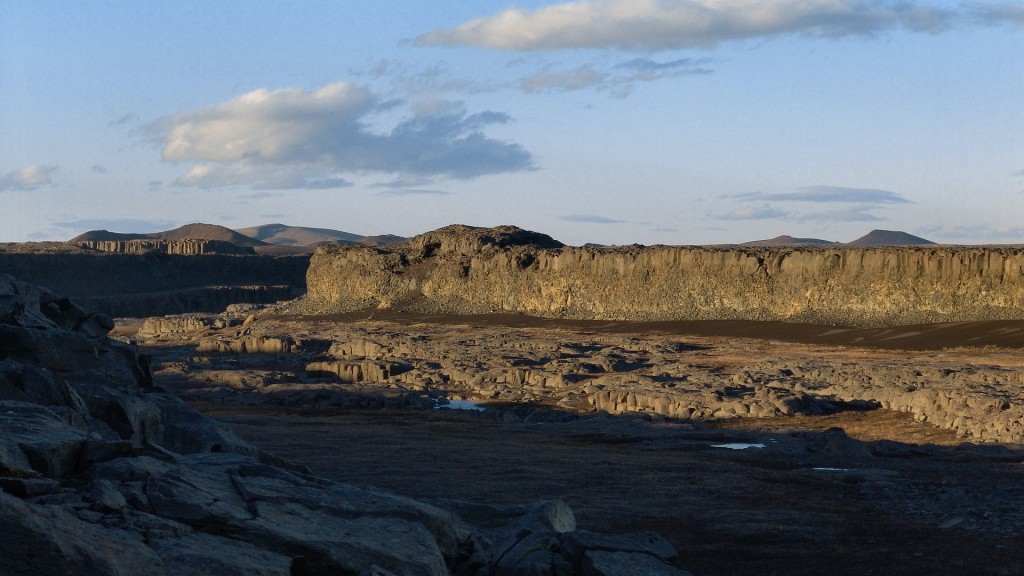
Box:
76;239;256;255
302;225;1024;327
0;274;689;575
0;248;309;317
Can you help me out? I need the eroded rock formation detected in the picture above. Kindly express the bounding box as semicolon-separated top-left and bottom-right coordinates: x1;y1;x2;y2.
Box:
77;239;256;255
0;274;689;576
301;225;1024;327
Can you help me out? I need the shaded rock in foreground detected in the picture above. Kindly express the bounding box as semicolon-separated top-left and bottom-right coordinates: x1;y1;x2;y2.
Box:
0;273;689;576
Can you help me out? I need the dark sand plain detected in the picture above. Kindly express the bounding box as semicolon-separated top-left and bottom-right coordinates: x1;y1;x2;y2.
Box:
131;314;1024;576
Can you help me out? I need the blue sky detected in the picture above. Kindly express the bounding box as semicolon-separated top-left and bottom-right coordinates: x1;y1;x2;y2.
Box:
1;0;1022;245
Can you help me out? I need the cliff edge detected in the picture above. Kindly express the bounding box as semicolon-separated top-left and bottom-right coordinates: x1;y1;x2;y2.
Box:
301;225;1024;327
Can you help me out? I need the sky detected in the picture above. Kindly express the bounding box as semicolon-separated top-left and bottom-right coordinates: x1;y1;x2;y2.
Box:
1;0;1022;246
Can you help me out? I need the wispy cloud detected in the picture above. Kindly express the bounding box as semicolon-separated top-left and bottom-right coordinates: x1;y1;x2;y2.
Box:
147;82;533;190
0;164;57;192
717;184;906;222
615;57;713;79
51;218;176;234
966;2;1024;27
235;191;284;201
376;188;451;197
91;164;108;174
918;223;1024;242
109;113;139;127
559;214;626;224
520;57;712;96
521;65;608;93
356;59;497;96
796;206;885;222
736;185;911;204
713;205;789;221
417;0;956;51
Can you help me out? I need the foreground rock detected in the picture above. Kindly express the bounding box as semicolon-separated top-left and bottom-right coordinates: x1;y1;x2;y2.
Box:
0;274;689;576
299;224;1024;327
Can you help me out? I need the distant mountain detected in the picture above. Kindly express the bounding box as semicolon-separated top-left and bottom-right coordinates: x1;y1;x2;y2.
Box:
70;222;407;253
846;229;935;247
71;223;266;247
742;235;836;246
235;224;408;248
235;223;362;246
157;223;266;246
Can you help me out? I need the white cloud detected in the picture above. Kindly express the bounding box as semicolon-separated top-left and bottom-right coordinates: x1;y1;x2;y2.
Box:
157;83;375;164
417;0;954;51
0;164;57;192
175;164;353;190
148;82;533;189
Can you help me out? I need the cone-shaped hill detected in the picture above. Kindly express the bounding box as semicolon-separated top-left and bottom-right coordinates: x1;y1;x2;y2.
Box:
846;230;935;246
742;235;837;246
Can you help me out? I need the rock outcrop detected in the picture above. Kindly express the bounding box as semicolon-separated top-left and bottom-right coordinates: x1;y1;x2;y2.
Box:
0;274;689;576
77;239;256;255
302;225;1024;327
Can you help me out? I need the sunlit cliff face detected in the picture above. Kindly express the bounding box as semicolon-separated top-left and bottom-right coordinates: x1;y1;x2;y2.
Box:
304;228;1024;327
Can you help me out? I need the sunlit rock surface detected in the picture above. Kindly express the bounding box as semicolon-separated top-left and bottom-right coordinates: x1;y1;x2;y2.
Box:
302;225;1024;327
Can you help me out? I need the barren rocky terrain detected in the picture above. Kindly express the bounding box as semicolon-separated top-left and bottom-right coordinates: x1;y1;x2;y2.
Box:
124;304;1024;576
6;224;1024;575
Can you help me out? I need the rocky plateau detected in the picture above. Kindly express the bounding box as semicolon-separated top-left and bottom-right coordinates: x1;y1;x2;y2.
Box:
299;225;1024;327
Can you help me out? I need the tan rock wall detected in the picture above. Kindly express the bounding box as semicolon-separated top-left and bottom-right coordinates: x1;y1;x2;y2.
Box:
305;240;1024;327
